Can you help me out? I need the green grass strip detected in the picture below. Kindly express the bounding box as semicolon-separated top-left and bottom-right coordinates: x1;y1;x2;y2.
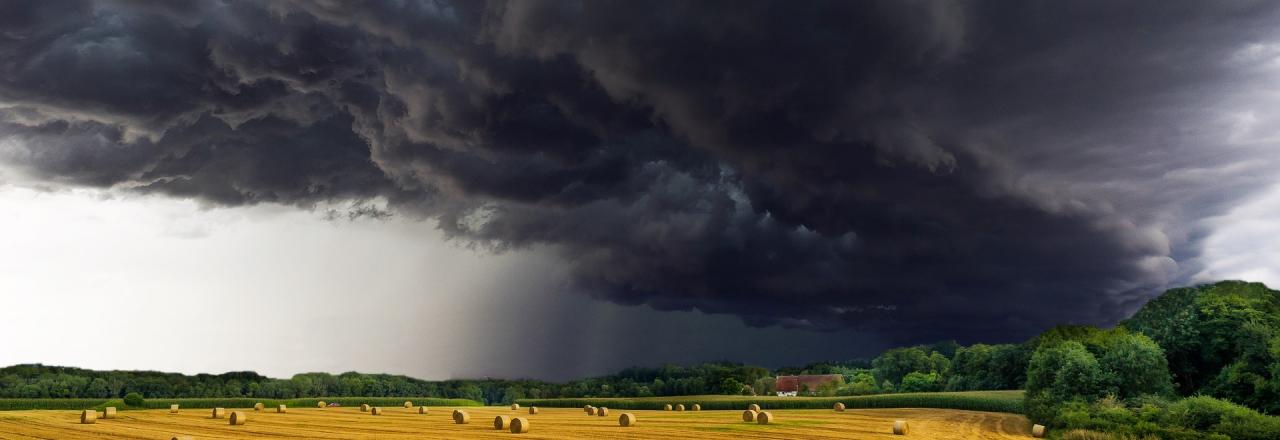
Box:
0;397;482;411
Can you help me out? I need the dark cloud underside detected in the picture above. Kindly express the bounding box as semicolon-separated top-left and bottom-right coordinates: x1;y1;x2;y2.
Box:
3;0;1278;345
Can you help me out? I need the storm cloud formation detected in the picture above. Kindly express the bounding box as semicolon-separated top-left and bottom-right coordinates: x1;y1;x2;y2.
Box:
3;0;1279;345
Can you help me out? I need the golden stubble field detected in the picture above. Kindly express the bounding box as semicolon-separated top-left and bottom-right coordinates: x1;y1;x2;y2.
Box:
0;405;1035;439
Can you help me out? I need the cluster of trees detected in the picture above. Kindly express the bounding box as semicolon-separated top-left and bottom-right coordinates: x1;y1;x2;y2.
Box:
769;340;1028;397
1021;281;1280;416
1122;281;1280;414
548;363;773;398
1016;281;1280;439
1022;326;1174;421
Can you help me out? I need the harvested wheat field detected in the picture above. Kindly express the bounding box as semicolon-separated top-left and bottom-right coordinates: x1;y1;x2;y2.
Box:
0;406;1035;439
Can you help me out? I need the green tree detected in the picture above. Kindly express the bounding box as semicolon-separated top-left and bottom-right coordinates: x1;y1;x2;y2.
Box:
752;377;774;396
899;371;942;392
1094;333;1175;399
1025;341;1105;422
455;383;483;403
85;378;109;398
123;392;145;407
838;370;879;395
814;377;843;396
718;377;743;395
872;347;933;385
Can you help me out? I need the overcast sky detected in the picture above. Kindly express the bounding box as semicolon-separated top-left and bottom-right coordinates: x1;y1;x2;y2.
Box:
1;0;1279;381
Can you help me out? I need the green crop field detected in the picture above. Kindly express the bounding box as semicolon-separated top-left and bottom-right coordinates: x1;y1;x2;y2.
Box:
0;398;115;411
0;397;481;411
517;390;1024;414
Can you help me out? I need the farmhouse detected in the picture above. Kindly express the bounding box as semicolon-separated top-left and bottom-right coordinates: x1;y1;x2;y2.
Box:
774;374;843;396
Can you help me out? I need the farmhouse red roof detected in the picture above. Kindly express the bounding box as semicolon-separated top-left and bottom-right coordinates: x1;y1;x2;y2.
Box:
774;374;843;392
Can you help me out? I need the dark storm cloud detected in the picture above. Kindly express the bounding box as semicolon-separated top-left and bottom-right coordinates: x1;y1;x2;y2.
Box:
2;0;1278;344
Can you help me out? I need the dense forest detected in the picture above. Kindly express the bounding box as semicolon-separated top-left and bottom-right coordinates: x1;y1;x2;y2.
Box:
4;281;1280;438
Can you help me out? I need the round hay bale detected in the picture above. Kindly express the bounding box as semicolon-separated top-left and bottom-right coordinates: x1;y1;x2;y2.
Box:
418;406;429;414
742;409;758;422
317;401;326;408
511;403;520;410
229;411;247;426
528;406;539;414
893;420;909;435
371;407;382;415
453;409;471;424
276;404;287;414
211;407;227;419
586;406;597;416
619;412;637;427
510;417;530;434
170;404;180;413
691;403;701;411
80;409;97;424
675;404;685;411
103;407;117;419
597;407;609;417
584;404;593;411
1032;424;1046;438
404;401;413;408
360;404;370;412
757;411;774;425
664;404;672;411
747;403;760;412
171;436;194;440
253;402;264;411
494;415;511;430
834;402;846;412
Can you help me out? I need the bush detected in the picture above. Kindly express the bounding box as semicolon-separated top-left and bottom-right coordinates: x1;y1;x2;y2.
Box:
1060;429;1115;440
1217;409;1280;440
1164;396;1280;440
899;372;942;393
1038;395;1279;440
1164;396;1244;431
123;392;144;407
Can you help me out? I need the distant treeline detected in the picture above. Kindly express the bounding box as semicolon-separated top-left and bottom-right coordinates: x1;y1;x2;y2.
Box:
0;365;550;405
0;348;1021;405
0;363;788;405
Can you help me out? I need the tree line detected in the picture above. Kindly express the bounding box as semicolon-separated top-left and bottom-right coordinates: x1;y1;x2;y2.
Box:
0;345;1018;405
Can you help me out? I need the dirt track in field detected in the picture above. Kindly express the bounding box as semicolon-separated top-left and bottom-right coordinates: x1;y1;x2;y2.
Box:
0;406;1036;439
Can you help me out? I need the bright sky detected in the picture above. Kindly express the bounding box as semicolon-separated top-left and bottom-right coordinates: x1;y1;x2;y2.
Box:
0;186;553;378
0;186;888;380
1196;183;1280;288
